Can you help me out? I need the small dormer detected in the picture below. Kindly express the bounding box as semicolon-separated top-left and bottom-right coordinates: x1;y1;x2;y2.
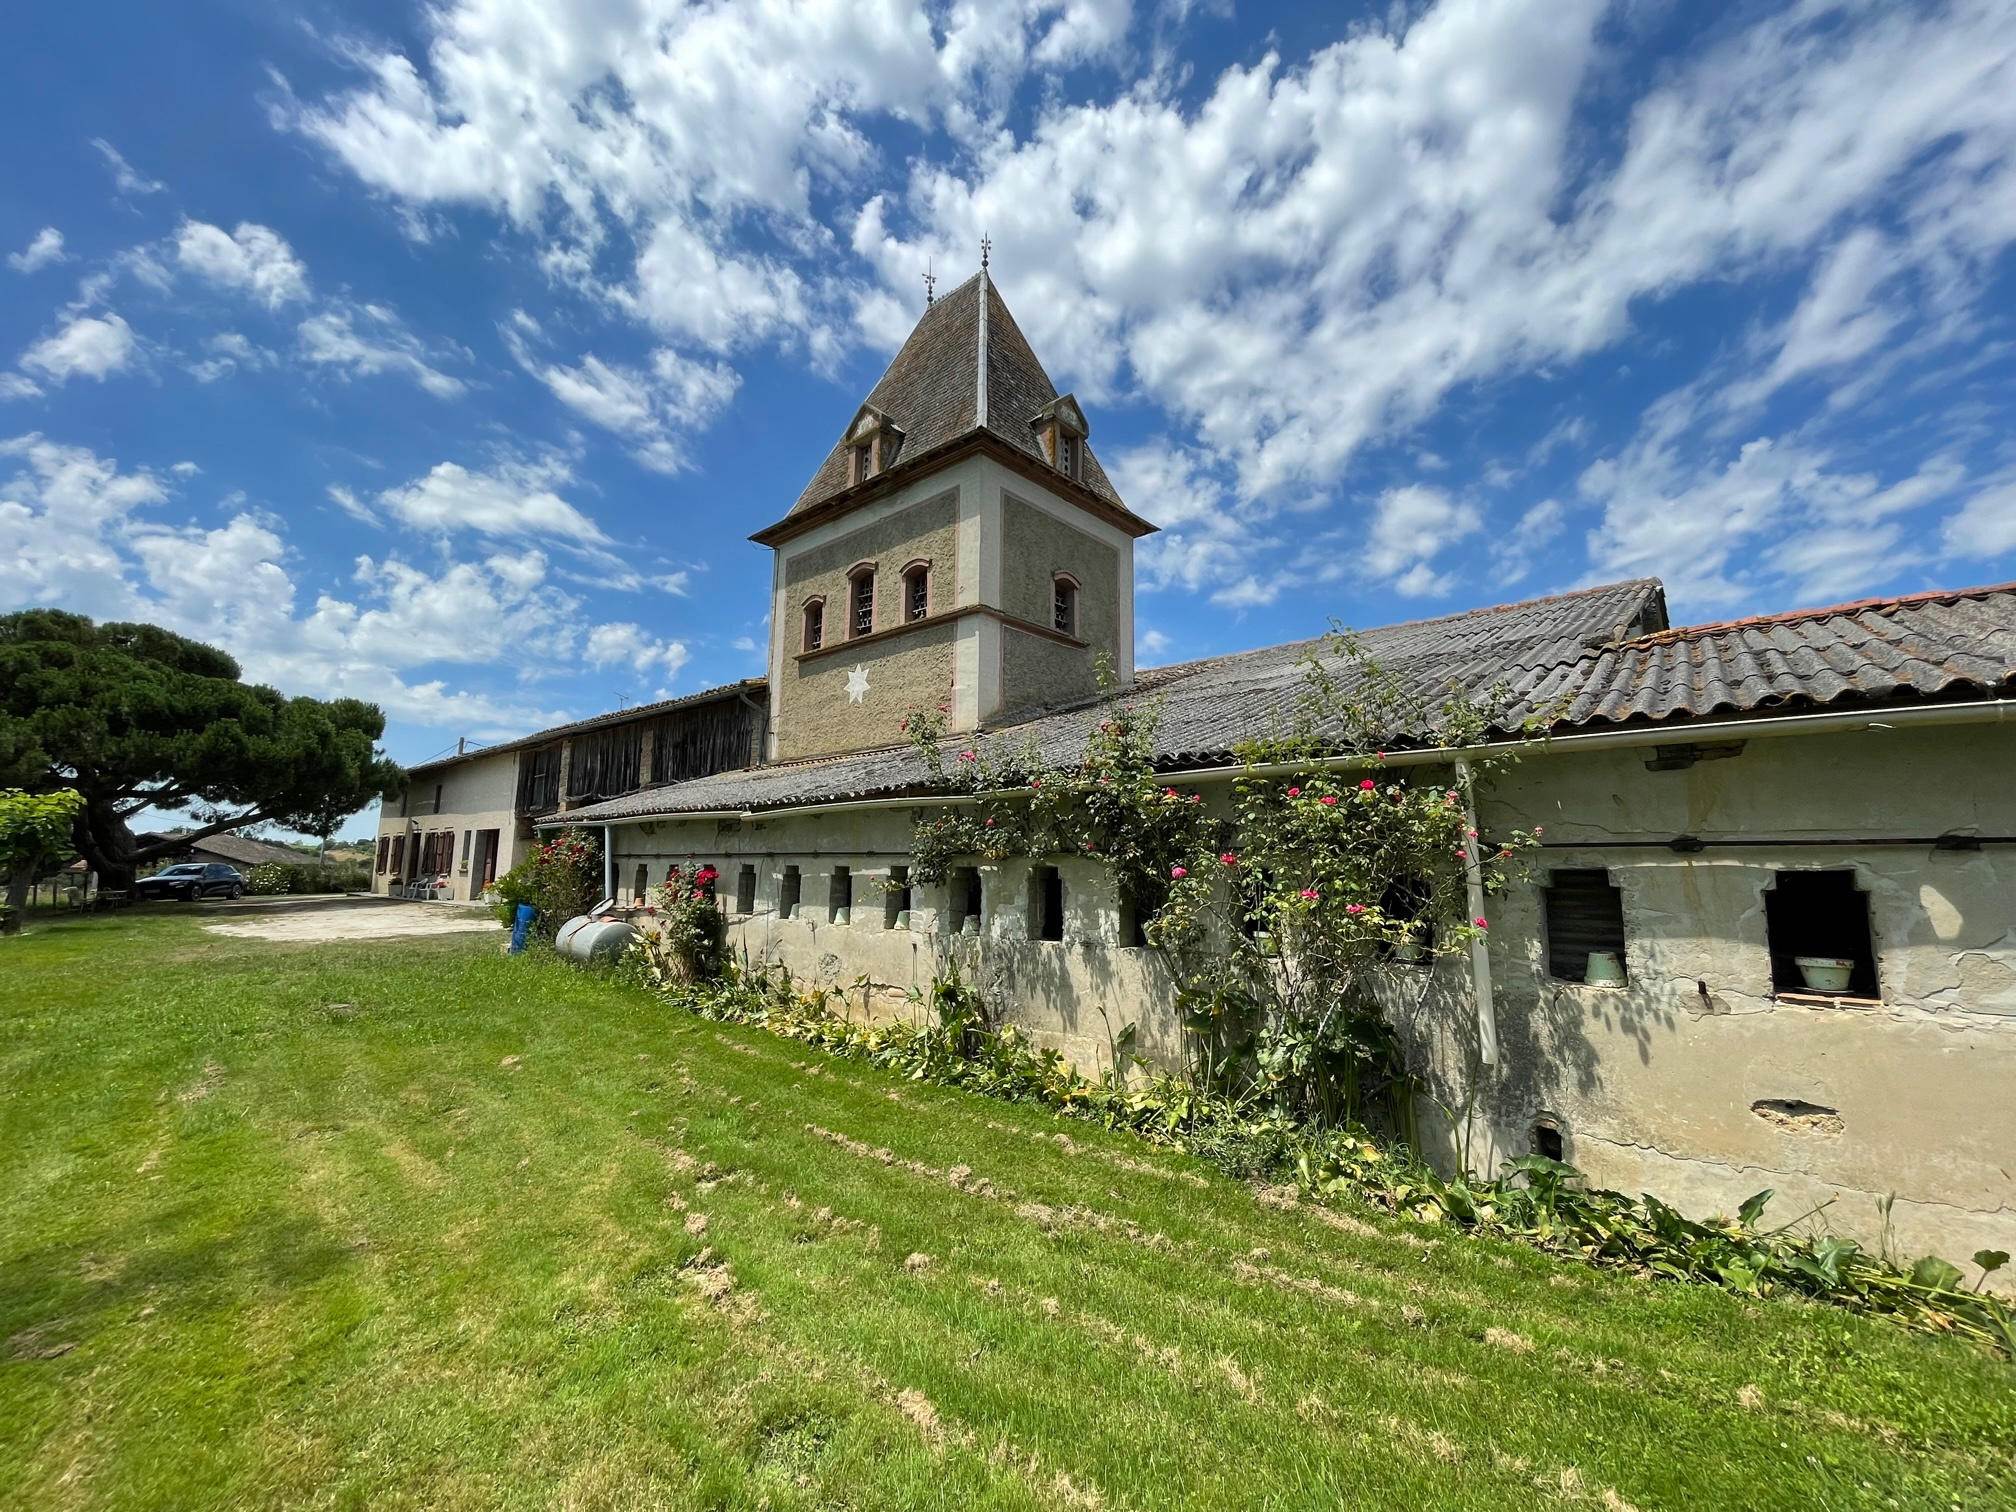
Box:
1031;395;1089;482
843;404;904;487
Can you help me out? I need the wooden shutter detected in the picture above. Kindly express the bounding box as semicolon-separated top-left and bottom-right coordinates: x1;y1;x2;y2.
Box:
1544;870;1627;982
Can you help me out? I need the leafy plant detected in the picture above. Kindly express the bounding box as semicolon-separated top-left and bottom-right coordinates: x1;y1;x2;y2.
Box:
0;786;83;933
489;827;602;935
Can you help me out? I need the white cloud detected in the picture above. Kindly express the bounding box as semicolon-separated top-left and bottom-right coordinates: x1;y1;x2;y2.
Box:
584;621;690;679
1490;498;1566;587
297;303;465;397
1362;485;1480;598
188;331;276;383
371;457;609;546
8;228;68;274
1942;477;2016;560
19;313;137;384
1580;390;1969;606
175;221;311;308
1138;627;1172;657
91;139;166;196
0;432;665;736
0;374;42;402
505;317;740;472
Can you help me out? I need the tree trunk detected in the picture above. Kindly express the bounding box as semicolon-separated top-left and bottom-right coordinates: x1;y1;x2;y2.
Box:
3;857;31;934
74;799;139;893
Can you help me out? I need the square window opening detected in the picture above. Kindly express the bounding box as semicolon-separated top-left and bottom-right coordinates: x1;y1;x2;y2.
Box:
1544;869;1628;984
885;864;911;928
828;865;852;925
780;865;802;920
735;863;757;915
1764;870;1879;998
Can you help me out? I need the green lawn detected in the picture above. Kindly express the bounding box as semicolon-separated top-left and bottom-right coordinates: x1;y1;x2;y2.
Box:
2;908;2010;1511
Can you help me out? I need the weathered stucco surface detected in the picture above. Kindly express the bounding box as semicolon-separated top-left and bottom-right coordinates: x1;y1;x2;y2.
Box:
632;684;2014;1286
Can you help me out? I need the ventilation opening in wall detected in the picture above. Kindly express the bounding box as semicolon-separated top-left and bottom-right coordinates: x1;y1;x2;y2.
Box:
1764;870;1879;999
633;863;649;905
885;864;911;928
735;864;756;915
1531;1120;1565;1162
1381;874;1434;962
1544;869;1628;984
950;867;982;935
781;865;802;920
1029;866;1064;941
829;865;852;925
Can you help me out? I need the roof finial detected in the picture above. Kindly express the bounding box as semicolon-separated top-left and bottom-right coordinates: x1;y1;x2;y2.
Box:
923;260;935;308
980;233;991;272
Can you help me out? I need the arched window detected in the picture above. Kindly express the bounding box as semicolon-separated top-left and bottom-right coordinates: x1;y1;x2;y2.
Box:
902;561;930;621
802;597;825;652
849;566;876;637
1052;573;1079;637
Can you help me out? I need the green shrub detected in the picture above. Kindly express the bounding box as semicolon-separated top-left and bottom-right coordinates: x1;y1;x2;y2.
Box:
488;827;601;934
245;862;348;895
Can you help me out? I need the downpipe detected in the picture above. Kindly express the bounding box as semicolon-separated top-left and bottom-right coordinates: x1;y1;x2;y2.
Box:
1455;757;1498;1071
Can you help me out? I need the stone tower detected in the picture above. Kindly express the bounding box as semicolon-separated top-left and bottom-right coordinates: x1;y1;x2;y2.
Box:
751;268;1157;761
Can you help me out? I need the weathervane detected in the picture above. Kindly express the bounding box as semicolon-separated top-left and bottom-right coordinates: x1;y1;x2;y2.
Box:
924;260;935;308
980;233;991;271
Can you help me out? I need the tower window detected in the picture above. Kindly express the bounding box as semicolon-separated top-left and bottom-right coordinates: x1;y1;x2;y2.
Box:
903;562;930;621
850;569;876;637
802;598;825;652
1053;575;1078;637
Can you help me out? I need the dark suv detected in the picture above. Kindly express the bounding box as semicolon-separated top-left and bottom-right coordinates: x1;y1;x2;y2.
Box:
136;862;245;901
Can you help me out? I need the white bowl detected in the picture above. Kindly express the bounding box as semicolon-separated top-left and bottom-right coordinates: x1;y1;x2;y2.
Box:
1793;956;1856;993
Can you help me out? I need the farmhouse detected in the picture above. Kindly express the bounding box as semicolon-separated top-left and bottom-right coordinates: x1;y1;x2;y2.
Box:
368;680;766;901
517;267;2010;1279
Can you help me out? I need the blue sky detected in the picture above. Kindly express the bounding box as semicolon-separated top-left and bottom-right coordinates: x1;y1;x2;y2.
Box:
4;0;2014;812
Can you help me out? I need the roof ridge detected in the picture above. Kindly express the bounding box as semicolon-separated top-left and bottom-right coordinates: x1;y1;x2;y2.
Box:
1631;580;2016;647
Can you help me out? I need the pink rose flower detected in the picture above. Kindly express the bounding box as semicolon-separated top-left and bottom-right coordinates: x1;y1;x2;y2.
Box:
1300;888;1320;900
1455;849;1468;859
1345;903;1365;915
1171;866;1188;879
1219;852;1238;866
1474;916;1489;929
1319;795;1338;807
1533;825;1544;836
1466;827;1478;838
1287;786;1301;797
1359;778;1376;790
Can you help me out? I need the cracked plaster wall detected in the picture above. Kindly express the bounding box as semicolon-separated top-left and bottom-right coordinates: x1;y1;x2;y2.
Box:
613;719;2015;1288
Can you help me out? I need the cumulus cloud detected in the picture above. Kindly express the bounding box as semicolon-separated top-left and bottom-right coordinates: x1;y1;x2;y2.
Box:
289;0;2016;603
8;228;68;274
1362;486;1481;598
19;313;138;384
175;221;311;308
370;457;609;546
0;433;698;735
297;302;465;397
584;621;690;679
1942;477;2016;561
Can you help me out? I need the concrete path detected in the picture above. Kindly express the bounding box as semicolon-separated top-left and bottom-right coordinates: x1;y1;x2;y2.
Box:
200;895;503;943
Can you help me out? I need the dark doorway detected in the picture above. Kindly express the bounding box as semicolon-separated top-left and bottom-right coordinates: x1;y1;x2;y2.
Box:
1031;866;1064;941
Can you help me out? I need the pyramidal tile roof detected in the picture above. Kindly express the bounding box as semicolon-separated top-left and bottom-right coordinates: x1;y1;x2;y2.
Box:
786;271;1140;521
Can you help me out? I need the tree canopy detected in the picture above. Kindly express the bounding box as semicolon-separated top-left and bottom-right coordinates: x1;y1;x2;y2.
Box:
0;609;404;884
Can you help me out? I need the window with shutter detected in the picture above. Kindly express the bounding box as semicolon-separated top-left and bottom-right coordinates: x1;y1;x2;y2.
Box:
1543;870;1628;983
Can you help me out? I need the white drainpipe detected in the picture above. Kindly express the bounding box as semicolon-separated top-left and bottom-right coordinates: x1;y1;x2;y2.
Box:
602;823;614;905
1454;756;1498;1069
